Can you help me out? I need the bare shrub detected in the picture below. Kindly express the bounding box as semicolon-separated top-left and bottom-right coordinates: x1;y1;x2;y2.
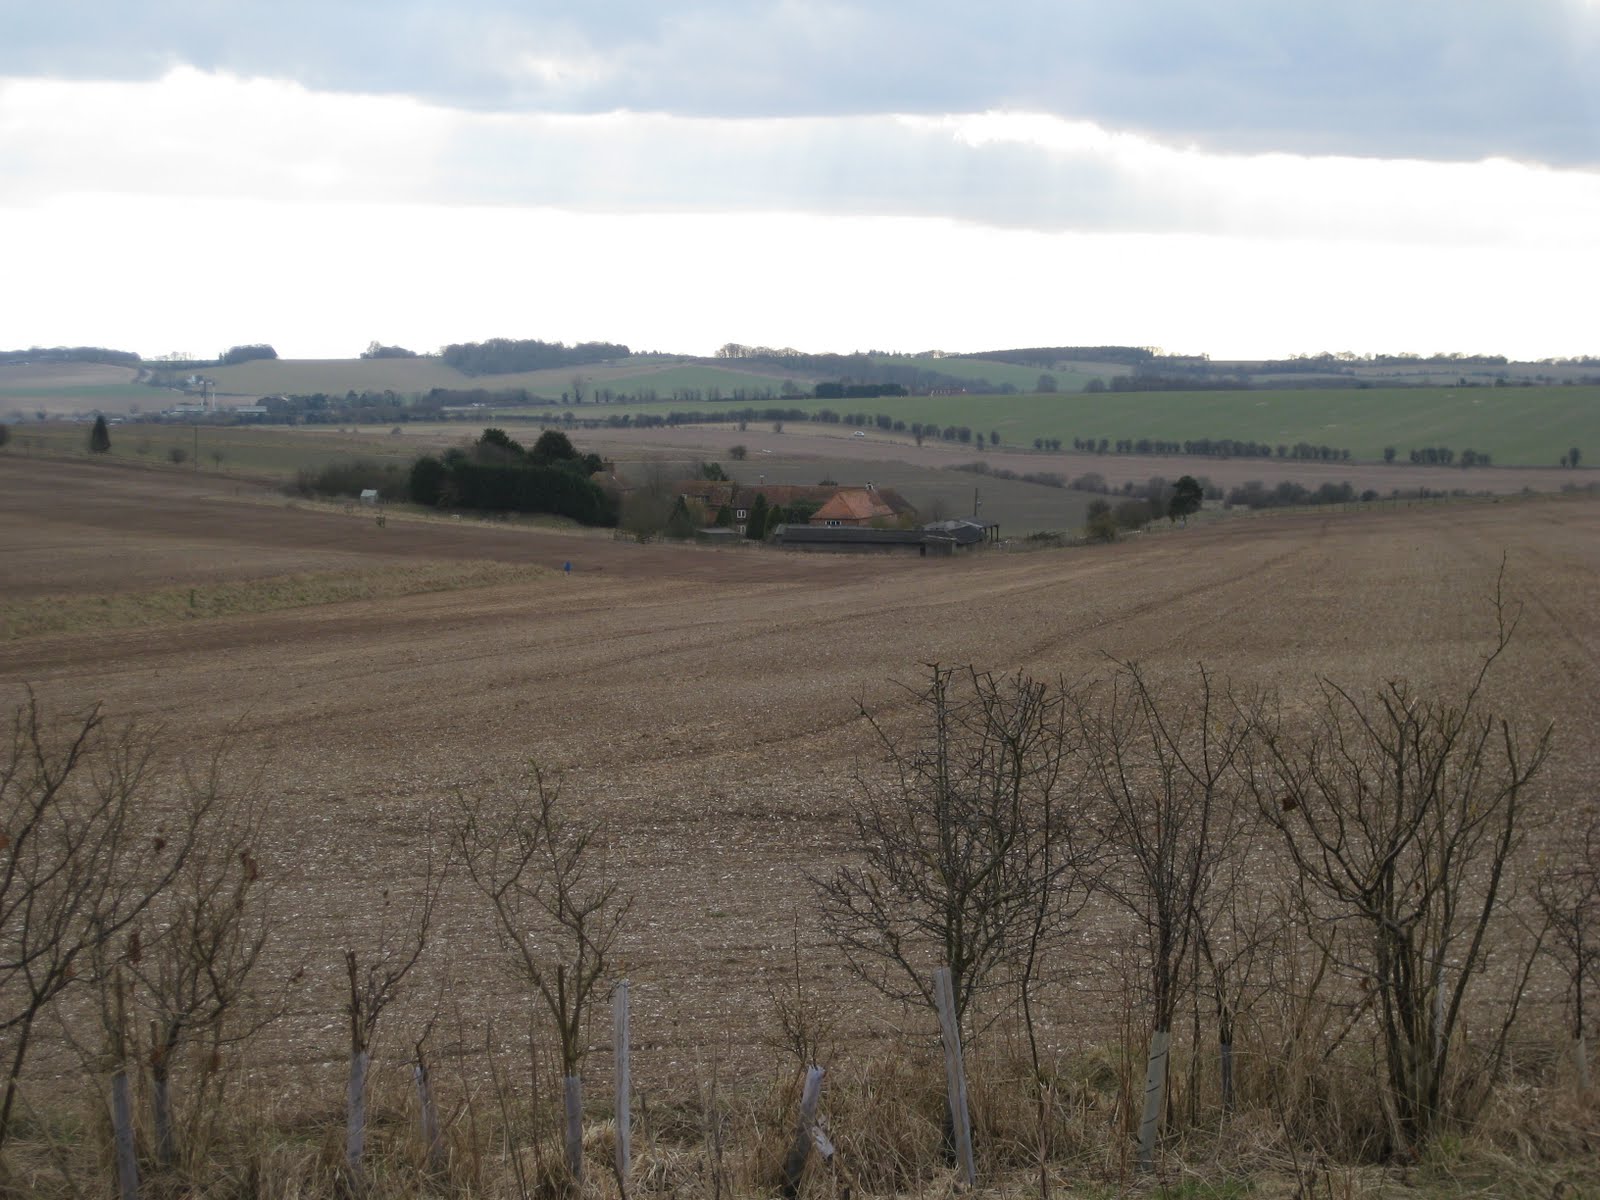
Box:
1246;586;1551;1150
812;664;1089;1040
1533;807;1600;1089
0;692;211;1151
128;743;278;1171
342;836;447;1185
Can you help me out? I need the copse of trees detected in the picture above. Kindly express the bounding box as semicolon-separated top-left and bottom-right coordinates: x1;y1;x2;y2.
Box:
407;428;614;525
1224;480;1371;509
360;342;419;359
218;345;278;366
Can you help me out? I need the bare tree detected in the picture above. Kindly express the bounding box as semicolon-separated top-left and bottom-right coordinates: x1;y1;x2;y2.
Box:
1246;589;1550;1149
813;665;1086;1039
128;747;277;1170
1533;809;1600;1090
1074;663;1253;1171
0;692;211;1151
454;764;632;1182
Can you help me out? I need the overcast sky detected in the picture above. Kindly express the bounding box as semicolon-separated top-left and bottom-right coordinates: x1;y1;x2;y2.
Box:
2;1;1596;360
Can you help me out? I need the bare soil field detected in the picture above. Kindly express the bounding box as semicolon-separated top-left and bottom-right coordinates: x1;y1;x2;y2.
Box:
570;422;1584;496
2;455;1598;1109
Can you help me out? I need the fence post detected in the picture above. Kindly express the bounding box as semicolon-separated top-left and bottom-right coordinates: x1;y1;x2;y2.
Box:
933;967;976;1188
614;980;632;1188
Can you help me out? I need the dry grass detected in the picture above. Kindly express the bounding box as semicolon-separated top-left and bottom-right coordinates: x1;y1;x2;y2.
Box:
0;561;550;640
4;1030;1593;1198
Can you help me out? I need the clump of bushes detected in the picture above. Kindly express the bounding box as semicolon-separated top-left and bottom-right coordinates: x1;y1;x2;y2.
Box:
292;458;411;501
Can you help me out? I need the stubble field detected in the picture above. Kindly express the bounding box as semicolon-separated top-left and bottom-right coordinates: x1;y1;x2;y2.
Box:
1;453;1597;1179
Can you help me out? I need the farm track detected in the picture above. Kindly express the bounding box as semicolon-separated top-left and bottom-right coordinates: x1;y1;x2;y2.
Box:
2;456;1598;1089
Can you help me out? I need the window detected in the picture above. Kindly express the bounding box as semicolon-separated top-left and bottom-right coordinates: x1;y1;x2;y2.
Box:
736;508;747;519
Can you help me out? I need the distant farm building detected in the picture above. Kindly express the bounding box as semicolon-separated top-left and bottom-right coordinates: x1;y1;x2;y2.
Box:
777;515;999;555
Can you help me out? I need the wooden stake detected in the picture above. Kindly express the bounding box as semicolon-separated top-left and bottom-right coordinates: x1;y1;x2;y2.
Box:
614;981;632;1188
933;967;976;1189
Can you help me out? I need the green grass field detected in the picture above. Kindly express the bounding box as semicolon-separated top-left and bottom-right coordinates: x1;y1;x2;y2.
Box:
1;423;418;478
546;385;1600;466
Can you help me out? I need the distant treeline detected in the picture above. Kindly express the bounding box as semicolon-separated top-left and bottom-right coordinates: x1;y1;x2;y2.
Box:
813;382;909;399
552;406;1002;448
1070;436;1353;462
962;346;1157;368
1406;446;1494;467
715;345;1001;393
1274;351;1513;369
440;338;630;376
0;346;142;367
426;387;557;407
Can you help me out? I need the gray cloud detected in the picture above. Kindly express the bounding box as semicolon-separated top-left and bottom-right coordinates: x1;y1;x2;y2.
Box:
3;1;1598;165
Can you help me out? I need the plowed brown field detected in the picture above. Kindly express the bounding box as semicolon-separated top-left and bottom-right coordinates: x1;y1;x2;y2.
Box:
2;454;1597;1093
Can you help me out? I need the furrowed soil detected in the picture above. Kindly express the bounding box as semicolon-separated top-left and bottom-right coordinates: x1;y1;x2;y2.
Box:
1;454;1597;1106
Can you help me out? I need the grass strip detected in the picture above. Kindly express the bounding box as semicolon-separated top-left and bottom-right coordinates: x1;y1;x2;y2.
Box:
0;560;548;640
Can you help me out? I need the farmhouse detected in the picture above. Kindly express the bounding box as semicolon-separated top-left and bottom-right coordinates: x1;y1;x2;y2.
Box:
808;485;916;527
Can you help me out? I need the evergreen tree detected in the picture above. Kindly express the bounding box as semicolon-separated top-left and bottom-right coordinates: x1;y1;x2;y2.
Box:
746;494;769;540
1167;475;1203;522
88;416;111;454
763;504;786;539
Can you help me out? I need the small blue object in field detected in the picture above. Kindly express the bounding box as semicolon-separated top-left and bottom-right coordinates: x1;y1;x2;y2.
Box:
563;561;572;574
